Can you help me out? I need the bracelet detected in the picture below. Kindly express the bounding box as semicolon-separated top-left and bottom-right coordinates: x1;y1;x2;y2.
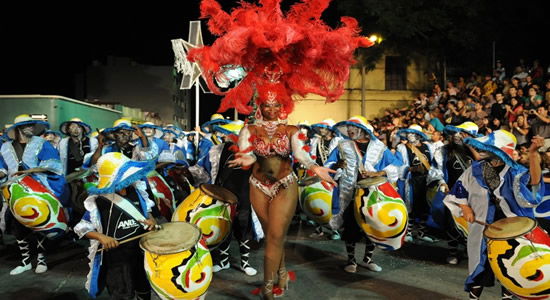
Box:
305;162;319;170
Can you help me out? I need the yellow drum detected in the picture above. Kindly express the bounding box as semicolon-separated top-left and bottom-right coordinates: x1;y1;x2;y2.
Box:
484;217;550;300
354;177;408;250
298;176;333;224
140;222;213;300
172;184;237;249
453;215;469;237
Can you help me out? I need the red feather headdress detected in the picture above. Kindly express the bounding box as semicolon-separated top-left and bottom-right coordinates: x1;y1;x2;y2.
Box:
188;0;373;116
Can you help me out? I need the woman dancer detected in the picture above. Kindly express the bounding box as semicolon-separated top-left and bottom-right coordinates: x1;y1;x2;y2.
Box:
188;0;372;298
229;94;336;298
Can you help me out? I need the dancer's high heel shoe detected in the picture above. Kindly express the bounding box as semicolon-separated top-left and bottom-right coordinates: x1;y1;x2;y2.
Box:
251;280;283;299
276;268;296;294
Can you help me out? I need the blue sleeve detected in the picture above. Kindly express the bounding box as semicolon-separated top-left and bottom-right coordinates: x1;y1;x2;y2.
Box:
197;151;212;175
198;139;214;161
156;138;170;152
0;154;7;170
0;155;7;183
324;147;340;169
37;141;63;175
394;150;403;163
376;148;402;169
174;146;190;168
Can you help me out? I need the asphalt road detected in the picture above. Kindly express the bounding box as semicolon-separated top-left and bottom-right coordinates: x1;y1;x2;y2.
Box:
0;219;503;300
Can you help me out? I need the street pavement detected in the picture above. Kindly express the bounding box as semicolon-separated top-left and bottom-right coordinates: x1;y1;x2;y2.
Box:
0;219;503;300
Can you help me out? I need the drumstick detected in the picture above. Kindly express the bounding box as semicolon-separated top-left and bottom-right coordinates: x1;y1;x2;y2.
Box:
98;224;162;252
475;219;502;230
449;202;502;230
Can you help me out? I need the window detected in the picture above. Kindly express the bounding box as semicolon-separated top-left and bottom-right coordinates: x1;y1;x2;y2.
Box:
385;56;407;90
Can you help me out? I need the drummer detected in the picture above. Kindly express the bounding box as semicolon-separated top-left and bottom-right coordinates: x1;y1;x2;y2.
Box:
195;114;231;161
396;124;436;242
308;119;343;239
159;127;188;166
58;118;98;175
42;129;62;149
198;113;231;144
444;131;545;299
0;114;66;275
84;118;158;168
325;116;401;273
183;131;197;164
429;121;480;265
191;120;259;276
138;121;171;162
74;152;157;299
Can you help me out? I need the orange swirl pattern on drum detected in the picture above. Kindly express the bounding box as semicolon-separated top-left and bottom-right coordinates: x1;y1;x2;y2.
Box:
144;239;213;299
354;182;408;250
487;226;550;299
299;181;332;224
2;176;67;239
172;188;234;249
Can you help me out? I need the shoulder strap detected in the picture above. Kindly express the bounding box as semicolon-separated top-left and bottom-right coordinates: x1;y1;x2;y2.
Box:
406;143;431;171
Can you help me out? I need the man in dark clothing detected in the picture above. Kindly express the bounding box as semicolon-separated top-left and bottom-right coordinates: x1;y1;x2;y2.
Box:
490;93;507;121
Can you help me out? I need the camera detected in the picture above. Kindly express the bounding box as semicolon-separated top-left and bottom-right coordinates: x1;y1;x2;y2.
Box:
530;109;536;115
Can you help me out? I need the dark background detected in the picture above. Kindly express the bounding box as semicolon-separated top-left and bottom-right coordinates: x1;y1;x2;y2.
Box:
1;1;549;106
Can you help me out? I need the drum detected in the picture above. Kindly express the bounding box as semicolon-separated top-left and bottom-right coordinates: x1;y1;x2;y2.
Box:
140;222;213;300
166;167;193;207
1;175;68;239
452;215;469;237
67;168;96;218
147;170;176;219
484;217;550;299
354;177;408;250
172;184;237;249
298;176;333;224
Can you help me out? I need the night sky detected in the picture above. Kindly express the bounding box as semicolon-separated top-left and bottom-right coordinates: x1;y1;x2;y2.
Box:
1;1;549;100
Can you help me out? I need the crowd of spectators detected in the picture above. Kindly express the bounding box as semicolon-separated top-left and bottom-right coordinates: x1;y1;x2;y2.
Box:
367;59;550;175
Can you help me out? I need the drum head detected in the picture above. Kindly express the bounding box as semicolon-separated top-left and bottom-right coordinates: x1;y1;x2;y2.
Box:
484;217;537;240
298;176;321;186
200;184;237;204
140;222;201;254
357;177;387;188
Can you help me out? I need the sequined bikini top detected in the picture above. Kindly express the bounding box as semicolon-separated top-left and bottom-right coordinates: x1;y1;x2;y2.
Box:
252;132;291;157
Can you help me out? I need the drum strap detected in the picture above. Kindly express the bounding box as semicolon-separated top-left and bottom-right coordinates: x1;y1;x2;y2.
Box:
450;151;468;172
406;143;431;171
105;193;147;223
351;142;367;174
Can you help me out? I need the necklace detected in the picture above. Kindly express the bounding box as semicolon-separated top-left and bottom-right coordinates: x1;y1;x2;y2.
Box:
261;121;279;138
256;119;286;138
318;138;330;164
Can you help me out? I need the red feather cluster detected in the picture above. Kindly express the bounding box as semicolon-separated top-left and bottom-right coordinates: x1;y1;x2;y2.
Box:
188;0;373;115
228;133;239;144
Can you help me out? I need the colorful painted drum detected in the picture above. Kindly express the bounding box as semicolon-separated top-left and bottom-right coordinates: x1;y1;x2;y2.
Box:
453;215;469;237
1;175;68;239
140;222;213;300
484;217;550;300
147;170;176;219
354;177;408;250
298;176;333;224
172;184;237;249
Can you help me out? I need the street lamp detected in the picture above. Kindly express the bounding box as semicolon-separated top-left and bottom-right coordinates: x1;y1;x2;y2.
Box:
368;34;382;44
361;34;382;116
